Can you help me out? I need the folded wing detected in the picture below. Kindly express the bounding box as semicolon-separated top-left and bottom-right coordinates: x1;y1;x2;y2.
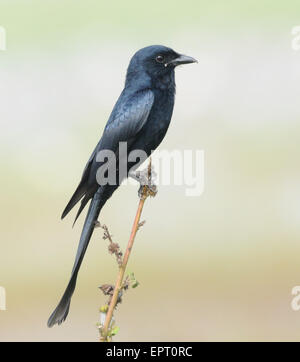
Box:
61;89;155;221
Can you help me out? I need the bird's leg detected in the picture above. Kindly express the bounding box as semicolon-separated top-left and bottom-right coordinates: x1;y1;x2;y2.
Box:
137;166;157;199
128;159;157;198
128;170;148;185
128;170;140;182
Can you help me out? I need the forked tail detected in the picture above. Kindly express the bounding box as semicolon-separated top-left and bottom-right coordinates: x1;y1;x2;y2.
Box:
47;188;104;327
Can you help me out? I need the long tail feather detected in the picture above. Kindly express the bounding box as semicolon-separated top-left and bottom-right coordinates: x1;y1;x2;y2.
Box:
47;188;103;327
61;183;86;220
72;194;91;228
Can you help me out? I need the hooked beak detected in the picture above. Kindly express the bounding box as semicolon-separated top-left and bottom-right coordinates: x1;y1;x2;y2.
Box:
168;54;198;66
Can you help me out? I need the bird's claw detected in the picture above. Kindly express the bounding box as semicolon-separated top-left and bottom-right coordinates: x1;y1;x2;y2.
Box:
134;167;157;199
138;183;157;199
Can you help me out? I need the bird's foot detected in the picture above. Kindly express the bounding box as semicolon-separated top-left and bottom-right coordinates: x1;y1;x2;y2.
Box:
135;167;157;199
138;182;157;199
128;159;158;199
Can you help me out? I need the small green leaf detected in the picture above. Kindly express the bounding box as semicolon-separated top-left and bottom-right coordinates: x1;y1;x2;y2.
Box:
132;281;139;288
111;326;120;336
99;305;109;313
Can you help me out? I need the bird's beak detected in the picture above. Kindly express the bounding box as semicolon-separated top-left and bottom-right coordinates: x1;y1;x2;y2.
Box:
168;54;198;66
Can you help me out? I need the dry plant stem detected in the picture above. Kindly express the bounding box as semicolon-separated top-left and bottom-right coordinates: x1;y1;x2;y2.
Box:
100;193;147;341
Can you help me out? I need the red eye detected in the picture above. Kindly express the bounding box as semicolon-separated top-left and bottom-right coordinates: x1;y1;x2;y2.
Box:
156;55;164;63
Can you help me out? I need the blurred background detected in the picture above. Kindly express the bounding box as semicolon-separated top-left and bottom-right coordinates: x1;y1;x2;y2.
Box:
1;0;300;341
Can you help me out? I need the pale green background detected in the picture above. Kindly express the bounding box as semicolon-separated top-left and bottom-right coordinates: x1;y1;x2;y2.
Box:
1;0;300;341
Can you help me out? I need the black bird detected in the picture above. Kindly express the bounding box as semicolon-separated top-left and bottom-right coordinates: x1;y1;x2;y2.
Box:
47;45;197;327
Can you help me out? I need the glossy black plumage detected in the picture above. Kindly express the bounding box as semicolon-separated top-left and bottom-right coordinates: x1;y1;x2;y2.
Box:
47;45;196;327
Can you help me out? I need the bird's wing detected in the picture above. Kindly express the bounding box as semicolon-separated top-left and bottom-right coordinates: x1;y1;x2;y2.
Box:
61;89;154;220
101;89;154;151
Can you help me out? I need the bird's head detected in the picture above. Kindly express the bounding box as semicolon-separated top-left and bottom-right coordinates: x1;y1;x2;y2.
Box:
126;45;197;85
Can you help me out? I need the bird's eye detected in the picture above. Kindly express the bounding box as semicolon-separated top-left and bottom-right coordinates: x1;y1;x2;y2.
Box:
156;55;165;63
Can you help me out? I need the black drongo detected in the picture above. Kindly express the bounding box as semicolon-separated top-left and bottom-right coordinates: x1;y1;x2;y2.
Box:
47;45;197;327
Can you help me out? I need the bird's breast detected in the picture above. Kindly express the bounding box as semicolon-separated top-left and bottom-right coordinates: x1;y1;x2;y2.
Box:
151;89;175;128
130;88;175;155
